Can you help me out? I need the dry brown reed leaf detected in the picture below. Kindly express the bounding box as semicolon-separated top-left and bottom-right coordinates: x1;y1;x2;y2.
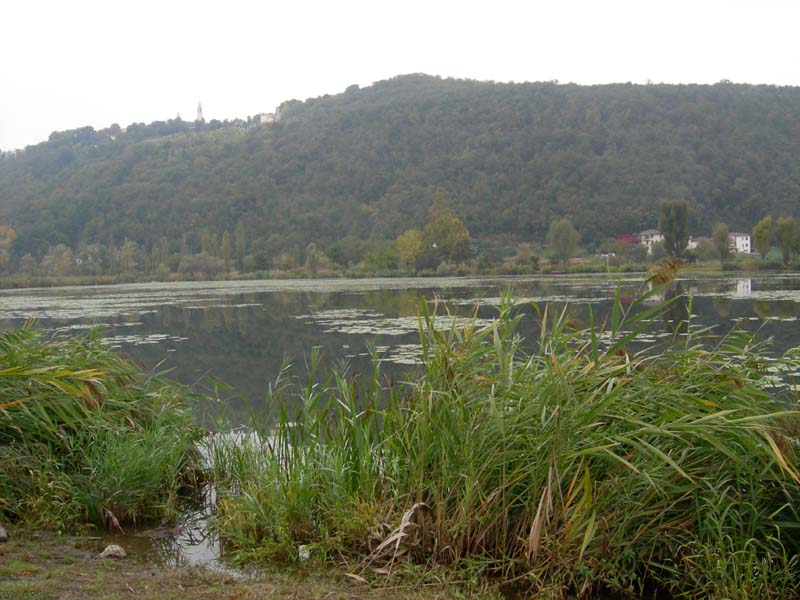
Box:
363;502;433;571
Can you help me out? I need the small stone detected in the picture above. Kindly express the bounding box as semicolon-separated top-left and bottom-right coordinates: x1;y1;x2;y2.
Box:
0;524;8;543
298;544;310;561
99;544;126;559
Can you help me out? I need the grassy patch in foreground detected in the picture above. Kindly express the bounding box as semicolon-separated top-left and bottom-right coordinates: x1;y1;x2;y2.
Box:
0;528;477;600
211;282;800;599
0;327;202;530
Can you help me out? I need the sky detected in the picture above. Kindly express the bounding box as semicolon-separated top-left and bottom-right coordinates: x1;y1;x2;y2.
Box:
2;0;799;150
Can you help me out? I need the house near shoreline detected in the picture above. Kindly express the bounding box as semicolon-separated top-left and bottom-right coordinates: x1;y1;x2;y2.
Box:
619;230;752;255
730;232;751;254
639;229;664;255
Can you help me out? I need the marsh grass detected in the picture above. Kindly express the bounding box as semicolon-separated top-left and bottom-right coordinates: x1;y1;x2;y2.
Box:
211;265;800;598
0;325;201;529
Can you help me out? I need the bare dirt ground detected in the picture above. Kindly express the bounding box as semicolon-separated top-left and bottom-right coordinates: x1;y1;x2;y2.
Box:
0;527;484;600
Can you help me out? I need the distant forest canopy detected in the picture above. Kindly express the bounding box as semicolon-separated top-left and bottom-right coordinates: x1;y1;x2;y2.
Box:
1;73;800;263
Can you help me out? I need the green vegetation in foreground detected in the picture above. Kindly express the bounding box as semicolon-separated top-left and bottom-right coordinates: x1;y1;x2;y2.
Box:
0;327;202;530
4;266;800;598
210;278;800;598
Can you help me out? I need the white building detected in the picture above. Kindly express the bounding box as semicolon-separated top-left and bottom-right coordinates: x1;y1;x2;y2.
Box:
257;108;281;125
639;229;664;255
730;232;751;254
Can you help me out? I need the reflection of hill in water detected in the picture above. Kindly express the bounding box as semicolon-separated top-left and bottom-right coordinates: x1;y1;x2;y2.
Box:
1;275;799;423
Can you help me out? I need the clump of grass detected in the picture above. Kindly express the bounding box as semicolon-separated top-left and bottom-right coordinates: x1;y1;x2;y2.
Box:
0;326;201;529
211;281;800;597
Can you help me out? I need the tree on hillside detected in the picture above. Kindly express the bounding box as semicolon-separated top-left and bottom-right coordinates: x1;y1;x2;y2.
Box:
117;240;139;274
159;236;170;264
325;236;367;268
422;187;472;264
234;221;246;271
396;228;425;271
547;218;580;265
221;230;232;271
0;225;15;273
40;244;76;277
774;216;800;266
304;242;320;276
752;216;772;260
8;78;800;270
658;199;688;258
712;223;730;264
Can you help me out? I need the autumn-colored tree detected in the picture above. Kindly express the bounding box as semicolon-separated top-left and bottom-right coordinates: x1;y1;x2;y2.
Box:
119;239;139;273
40;244;76;276
422;187;472;264
396;228;425;270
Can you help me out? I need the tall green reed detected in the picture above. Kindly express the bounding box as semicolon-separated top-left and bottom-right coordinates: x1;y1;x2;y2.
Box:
0;326;201;529
211;273;800;597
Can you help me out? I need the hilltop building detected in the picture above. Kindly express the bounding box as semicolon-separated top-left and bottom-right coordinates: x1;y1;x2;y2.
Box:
256;108;281;124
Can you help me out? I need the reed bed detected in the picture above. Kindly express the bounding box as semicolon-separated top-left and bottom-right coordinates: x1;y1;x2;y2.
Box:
211;283;800;598
0;326;201;529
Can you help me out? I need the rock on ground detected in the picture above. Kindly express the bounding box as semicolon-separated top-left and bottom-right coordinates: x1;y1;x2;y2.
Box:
99;544;126;559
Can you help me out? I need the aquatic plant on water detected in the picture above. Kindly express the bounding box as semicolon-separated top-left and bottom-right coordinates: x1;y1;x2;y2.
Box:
0;326;202;529
211;272;800;598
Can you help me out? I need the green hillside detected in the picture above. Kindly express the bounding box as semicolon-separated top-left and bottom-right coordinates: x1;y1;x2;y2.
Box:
1;74;799;264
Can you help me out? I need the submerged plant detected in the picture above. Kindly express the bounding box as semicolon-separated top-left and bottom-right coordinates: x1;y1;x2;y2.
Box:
211;282;800;597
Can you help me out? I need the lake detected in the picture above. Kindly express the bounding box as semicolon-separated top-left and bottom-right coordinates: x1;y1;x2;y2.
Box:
1;273;799;422
4;271;800;569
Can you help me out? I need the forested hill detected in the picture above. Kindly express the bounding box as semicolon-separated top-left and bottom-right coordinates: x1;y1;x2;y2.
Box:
2;74;800;258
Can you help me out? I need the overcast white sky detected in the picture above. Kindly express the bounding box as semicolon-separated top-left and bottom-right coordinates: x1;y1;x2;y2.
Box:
2;0;799;150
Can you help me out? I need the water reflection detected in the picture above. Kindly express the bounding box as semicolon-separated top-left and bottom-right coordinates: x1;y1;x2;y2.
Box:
662;282;690;336
713;294;732;319
1;274;799;422
736;278;752;297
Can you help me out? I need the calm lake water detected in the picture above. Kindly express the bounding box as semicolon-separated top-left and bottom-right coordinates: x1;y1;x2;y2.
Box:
2;273;800;422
